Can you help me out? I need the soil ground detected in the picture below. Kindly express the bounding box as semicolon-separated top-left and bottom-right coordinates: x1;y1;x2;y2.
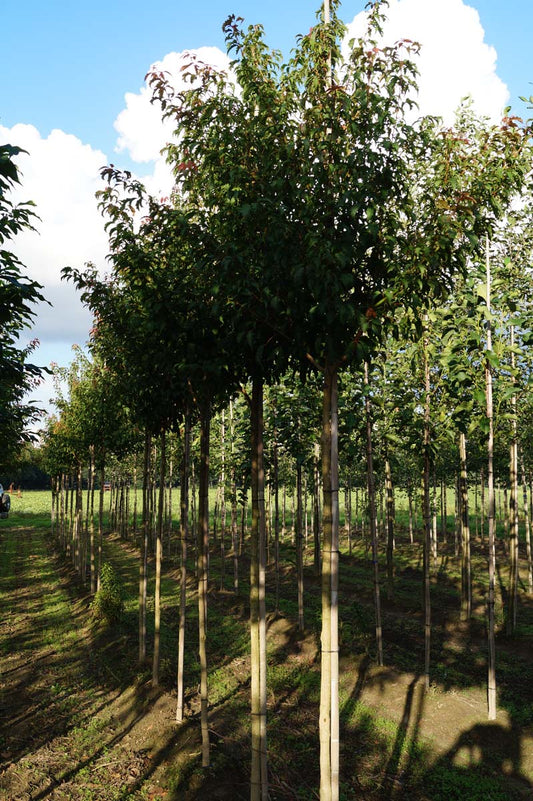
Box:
1;519;532;800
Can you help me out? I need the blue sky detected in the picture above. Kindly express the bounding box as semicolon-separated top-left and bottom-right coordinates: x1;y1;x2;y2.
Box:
2;0;533;415
4;1;533;158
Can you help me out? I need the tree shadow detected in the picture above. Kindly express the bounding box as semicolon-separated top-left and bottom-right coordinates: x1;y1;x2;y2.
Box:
423;720;531;801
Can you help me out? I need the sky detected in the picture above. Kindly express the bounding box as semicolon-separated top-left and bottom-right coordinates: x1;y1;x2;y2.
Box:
2;0;533;417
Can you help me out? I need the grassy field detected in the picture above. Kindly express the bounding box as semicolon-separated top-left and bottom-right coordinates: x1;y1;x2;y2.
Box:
0;489;532;799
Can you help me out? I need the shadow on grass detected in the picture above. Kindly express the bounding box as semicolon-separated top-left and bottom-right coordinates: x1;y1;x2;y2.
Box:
3;520;533;800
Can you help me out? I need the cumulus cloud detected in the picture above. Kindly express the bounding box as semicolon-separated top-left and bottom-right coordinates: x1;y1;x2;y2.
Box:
114;46;232;199
2;123;108;289
345;0;509;123
1;122;108;405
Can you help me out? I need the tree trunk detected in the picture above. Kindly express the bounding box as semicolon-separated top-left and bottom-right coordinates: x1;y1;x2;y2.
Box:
250;378;268;801
431;472;438;569
220;409;226;590
486;238;497;720
133;464;138;537
296;461;304;632
97;464;105;591
313;442;321;577
198;406;210;767
88;447;96;594
474;475;479;541
423;328;432;692
407;482;414;545
520;453;533;595
60;473;66;552
480;466;485;542
176;415;191;723
76;462;83;580
507;324;518;635
273;424;280;611
459;431;472;621
385;456;395;601
364;362;383;667
152;430;166;686
230;400;239;594
139;431;151;664
347;475;352;555
454;474;461;558
440;477;446;542
319;365;339;801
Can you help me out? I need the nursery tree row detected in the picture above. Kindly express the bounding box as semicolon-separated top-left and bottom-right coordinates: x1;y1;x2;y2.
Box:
37;2;533;799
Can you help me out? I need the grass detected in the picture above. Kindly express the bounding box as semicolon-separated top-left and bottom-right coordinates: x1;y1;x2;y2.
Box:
1;488;532;799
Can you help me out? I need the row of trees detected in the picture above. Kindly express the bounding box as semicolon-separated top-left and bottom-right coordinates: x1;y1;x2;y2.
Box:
41;2;533;799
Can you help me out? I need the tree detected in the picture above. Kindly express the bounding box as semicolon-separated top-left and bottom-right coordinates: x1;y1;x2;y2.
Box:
0;143;47;464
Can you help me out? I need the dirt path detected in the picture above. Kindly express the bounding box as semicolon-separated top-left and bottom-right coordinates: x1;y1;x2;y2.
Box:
0;526;195;801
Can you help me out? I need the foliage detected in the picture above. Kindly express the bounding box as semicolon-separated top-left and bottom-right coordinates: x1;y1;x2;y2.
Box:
0;143;48;465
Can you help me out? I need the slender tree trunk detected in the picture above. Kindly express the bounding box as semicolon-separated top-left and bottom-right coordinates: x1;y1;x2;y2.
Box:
241;493;246;555
191;460;197;563
70;475;76;558
133;464;138;537
296;461;304;632
440;478;446;543
291;490;296;546
385;456;395;600
139;431;151;664
153;430;166;686
167;452;173;554
250;378;268;801
198;406;210;767
76;462;84;580
480;466;485;542
454;474;461;558
230;400;239;594
520;453;533;595
347;475;352;555
423;328;432;692
503;485;509;557
220;409;226;590
431;472;438;569
474;475;479;541
97;464;105;591
304;476;309;550
319;364;340;801
459;431;472;621
282;485;287;541
60;473;66;552
51;476;57;538
88;447;96;594
408;482;414;545
273;424;280;611
486;238;497;720
313;442;321;577
364;362;383;666
508;324;518;635
176;415;191;723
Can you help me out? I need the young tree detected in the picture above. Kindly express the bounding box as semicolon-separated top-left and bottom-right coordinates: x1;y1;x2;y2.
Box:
0;143;47;463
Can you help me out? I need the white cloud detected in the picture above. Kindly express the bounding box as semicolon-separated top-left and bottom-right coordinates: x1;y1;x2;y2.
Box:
1;124;108;367
345;0;509;123
113;46;232;199
1;123;108;288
